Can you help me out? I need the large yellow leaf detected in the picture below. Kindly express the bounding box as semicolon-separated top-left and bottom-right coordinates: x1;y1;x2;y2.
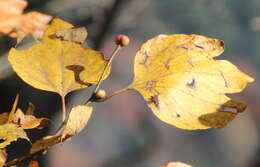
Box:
8;18;110;96
129;34;254;130
0;123;29;148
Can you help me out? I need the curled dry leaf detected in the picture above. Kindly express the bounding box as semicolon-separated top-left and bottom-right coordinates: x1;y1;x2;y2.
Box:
9;18;110;97
9;108;51;129
7;95;51;129
129;34;254;130
162;162;193;167
0;0;52;39
61;105;93;140
0;123;29;149
55;27;88;44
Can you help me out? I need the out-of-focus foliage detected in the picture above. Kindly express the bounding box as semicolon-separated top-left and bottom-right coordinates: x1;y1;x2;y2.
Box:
0;0;52;40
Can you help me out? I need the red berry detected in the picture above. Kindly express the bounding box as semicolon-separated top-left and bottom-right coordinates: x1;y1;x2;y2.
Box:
115;34;130;47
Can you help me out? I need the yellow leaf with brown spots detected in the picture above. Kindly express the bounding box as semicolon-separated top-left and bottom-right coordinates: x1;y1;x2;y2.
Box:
8;18;110;97
129;34;254;130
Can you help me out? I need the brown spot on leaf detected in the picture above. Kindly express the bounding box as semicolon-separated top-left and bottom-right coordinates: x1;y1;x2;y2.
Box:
186;78;196;89
148;95;160;110
66;65;92;86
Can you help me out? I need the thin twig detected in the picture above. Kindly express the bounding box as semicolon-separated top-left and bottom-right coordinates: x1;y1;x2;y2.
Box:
85;45;122;105
55;95;67;135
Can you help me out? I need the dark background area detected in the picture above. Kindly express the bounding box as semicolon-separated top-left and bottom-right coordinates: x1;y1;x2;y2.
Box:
0;0;260;167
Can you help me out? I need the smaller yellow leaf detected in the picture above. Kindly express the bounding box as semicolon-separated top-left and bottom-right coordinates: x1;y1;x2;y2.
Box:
162;162;193;167
61;105;92;140
30;135;61;154
55;27;87;44
0;123;29;149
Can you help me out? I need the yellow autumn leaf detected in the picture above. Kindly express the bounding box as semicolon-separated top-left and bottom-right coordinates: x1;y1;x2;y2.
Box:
8;18;110;97
30;135;61;154
129;34;254;130
0;123;29;148
61;105;93;140
162;162;193;167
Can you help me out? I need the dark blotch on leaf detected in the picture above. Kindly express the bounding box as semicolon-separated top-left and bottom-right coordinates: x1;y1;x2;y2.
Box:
186;78;196;89
66;65;92;86
148;95;160;109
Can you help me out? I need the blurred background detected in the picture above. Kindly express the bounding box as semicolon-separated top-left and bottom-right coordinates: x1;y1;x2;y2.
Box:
0;0;260;167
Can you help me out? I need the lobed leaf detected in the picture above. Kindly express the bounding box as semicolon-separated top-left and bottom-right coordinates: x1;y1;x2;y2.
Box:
129;34;254;130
